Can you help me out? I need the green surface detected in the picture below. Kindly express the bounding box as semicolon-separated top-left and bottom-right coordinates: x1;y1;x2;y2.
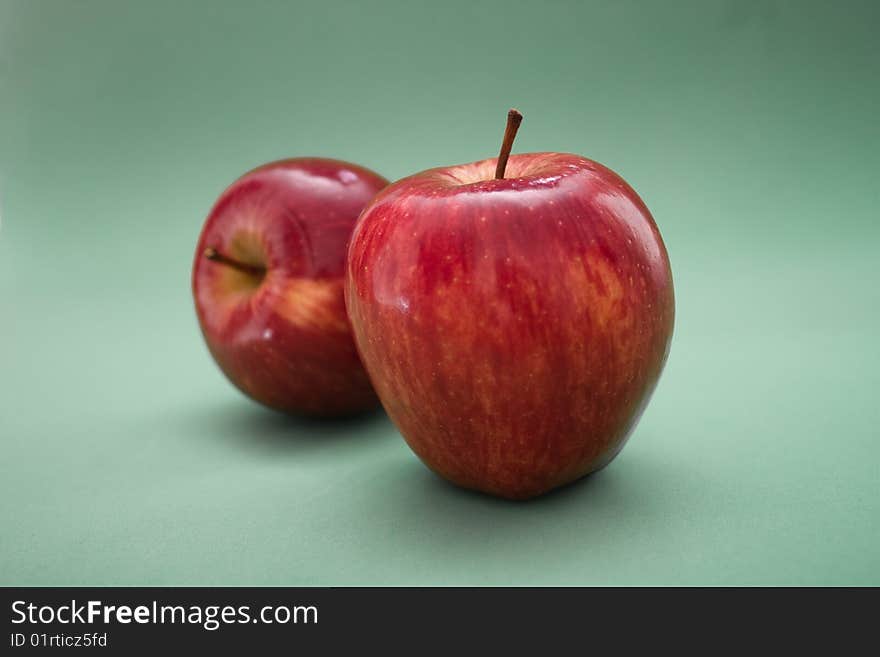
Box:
1;0;878;585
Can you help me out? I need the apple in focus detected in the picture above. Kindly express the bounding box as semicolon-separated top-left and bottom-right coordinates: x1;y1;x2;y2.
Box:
193;157;388;416
345;113;674;498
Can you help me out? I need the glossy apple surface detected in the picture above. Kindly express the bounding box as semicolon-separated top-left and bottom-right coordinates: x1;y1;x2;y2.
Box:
346;153;674;498
193;157;388;416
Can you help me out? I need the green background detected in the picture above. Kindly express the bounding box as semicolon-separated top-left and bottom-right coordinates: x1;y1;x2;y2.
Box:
1;0;878;585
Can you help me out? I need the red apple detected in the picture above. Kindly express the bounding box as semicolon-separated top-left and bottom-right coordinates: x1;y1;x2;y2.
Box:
345;111;674;498
193;157;388;416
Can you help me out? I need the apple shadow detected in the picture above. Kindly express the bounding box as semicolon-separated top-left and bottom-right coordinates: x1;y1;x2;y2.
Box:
183;398;395;460
393;456;627;509
355;444;675;582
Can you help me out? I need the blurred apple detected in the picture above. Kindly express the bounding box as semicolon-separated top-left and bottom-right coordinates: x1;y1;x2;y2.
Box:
193;157;388;416
346;111;674;498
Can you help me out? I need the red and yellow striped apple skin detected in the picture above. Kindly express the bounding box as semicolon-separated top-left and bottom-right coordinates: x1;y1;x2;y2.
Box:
345;153;674;498
193;158;388;416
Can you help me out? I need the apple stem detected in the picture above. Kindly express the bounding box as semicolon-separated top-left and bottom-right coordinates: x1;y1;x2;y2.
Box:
494;108;523;179
203;247;266;277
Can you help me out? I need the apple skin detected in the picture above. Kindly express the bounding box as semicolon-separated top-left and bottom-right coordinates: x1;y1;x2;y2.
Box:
193;157;388;416
345;153;674;498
